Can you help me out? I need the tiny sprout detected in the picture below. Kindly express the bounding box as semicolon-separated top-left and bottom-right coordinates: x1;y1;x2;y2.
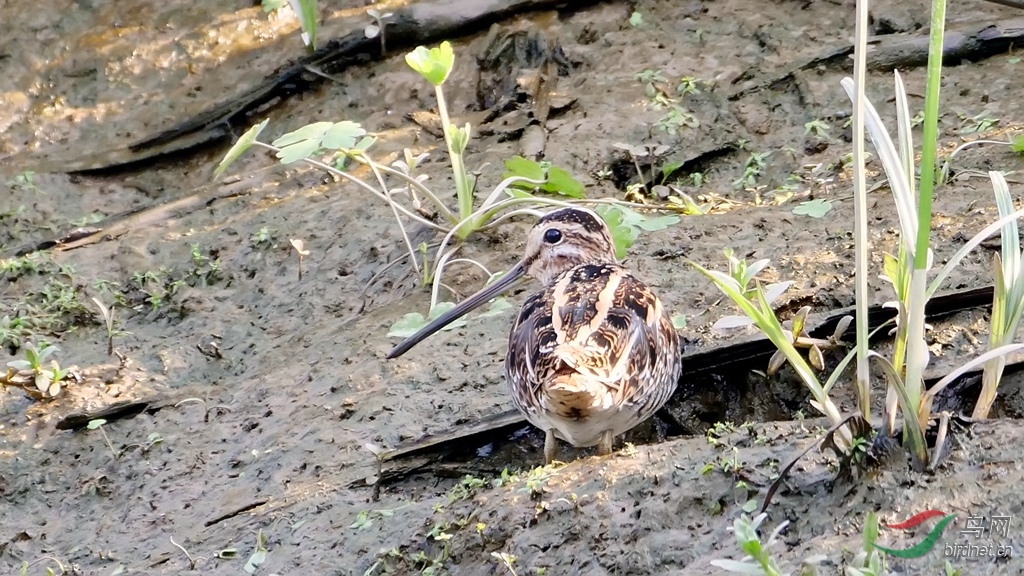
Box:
88;419;120;460
92;297;117;356
804;119;831;138
364;9;394;53
290;239;310;281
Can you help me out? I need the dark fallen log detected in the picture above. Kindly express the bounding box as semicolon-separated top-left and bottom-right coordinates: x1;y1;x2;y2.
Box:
375;285;1004;477
981;0;1024;11
49;0;604;174
729;18;1024;100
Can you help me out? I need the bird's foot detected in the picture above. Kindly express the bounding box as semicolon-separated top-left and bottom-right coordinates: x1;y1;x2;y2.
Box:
544;428;559;465
597;429;614;456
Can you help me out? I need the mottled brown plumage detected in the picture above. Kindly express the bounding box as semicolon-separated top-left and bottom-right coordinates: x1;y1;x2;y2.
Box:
387;206;682;463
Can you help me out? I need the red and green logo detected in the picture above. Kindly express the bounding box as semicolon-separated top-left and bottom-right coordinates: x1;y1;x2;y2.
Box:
875;510;958;558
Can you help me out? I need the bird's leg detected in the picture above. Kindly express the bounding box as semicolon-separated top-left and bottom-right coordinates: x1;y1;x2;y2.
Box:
597;429;614;456
544;429;558;464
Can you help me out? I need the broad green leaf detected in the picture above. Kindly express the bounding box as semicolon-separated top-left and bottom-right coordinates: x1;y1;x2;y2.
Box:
504;156;545;181
427;302;467;330
477;297;514;318
881;252;899;287
671;314;687;329
35;372;52;393
405;42;455;86
276;139;321;164
215;119;268;177
7;360;32;371
243;548;267;574
1013;134;1024;155
628;11;643;26
616;205;680;231
792;198;833;218
595;207;635;260
272;122;333;147
321;121;366;150
387;313;427;338
353;135;377;151
87;419;107;430
660;161;685;182
543;166;586;198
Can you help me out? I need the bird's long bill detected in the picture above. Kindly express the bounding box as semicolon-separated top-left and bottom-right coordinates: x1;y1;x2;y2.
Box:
386;261;528;359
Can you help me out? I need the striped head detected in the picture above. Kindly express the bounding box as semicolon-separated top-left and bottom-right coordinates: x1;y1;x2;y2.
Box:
522;207;617;286
386;206;616;359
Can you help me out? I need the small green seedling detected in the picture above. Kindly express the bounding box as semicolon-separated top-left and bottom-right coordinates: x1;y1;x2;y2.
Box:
364;9;394;53
804;119;831;138
290;239;309;281
677;76;702;95
243;530;269;574
87;419;120;460
251;227;278;249
92;297;119;356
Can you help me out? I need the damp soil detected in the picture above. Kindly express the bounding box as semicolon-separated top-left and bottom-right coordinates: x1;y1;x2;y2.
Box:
3;0;1024;574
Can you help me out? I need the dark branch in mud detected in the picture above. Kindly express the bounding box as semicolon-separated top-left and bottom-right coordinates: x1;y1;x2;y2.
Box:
203;499;270;527
729;18;1024;100
55;0;607;174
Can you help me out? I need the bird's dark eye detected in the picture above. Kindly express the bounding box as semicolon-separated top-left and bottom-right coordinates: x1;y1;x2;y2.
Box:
543;228;563;244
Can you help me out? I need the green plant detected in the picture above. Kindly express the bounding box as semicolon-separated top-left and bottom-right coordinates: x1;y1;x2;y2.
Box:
215;43;678;336
187;243;223;287
612;142;670;194
491;551;519;576
840;0;1024;469
4;342;73;399
244;529;269;573
1012;134;1024;154
691;250;853;446
734;151;771;190
265;0;317;50
677;76;702;95
804;119;831;138
845;511;888;576
957;111;999;134
290;238;309;281
87;419;120;460
937;137;1014;184
6;170;38;192
973;171;1024;419
628;11;643;26
251;227;278;249
710;513;799;575
91;297;126;356
792;198;833;218
1;252;52;279
655;106;700;135
364;8;393;53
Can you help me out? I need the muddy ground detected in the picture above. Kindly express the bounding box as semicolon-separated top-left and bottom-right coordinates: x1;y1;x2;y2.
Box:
3;0;1024;574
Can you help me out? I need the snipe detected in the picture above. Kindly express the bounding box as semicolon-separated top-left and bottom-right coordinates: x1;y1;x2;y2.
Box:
387;207;682;463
